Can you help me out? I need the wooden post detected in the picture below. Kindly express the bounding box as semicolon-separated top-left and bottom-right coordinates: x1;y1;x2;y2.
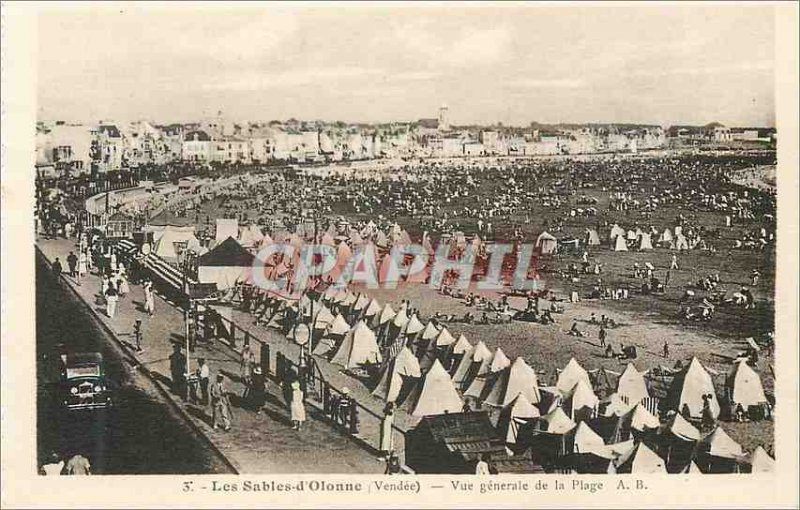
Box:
260;343;270;376
349;404;359;434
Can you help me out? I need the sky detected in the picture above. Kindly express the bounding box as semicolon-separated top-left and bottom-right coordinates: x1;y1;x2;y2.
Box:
36;3;777;127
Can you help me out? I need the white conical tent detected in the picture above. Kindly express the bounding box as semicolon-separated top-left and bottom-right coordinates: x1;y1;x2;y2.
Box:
606;439;635;460
602;393;632;417
326;314;351;337
417;321;444;370
482;357;541;407
659;228;674;244
497;393;540;444
700;426;744;460
557;358;593;397
332;289;349;305
538;406;577;435
663;412;701;442
626;403;660;432
329;321;382;369
570;421;610;457
536;231;558;254
617;364;649;405
586;229;600;246
749;446;775;473
450;334;471;354
312;304;335;328
341;291;358;307
404;359;463;418
322;286;339;302
363;298;382;318
434;327;456;348
392;307;410;329
403;314;425;336
615;442;666;474
464;347;511;399
371;346;422;402
352;293;370;312
335;242;353;272
684;461;703;474
239;224;264;247
372;303;396;328
562;379;599;419
452;340;492;386
667;357;720;419
419;322;441;342
446;334;473;368
612;234;629;251
215;218;239;243
726;360;768;409
153;226;199;262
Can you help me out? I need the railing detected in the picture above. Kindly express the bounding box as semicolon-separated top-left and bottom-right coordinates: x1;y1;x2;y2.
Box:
197;304;407;456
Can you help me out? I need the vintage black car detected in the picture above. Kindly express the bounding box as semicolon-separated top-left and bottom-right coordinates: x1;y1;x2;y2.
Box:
61;352;112;410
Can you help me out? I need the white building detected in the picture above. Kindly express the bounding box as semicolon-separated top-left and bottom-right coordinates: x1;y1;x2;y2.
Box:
35;122;94;176
182;130;212;161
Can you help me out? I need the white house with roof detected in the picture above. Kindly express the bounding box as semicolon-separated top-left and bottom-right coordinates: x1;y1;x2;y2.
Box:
182;130;212;161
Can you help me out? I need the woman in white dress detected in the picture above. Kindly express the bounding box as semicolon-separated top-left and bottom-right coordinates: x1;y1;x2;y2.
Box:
105;283;119;318
78;251;88;278
144;281;155;316
118;271;130;296
290;381;306;431
100;276;109;303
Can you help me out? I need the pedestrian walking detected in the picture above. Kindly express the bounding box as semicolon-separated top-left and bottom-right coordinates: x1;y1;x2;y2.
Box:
475;453;491;475
77;250;88;285
118;270;130;297
40;452;64;476
663;340;669;358
52;258;63;277
290;380;306;430
67;251;78;277
100;275;109;300
599;326;607;347
169;343;187;400
340;387;355;424
248;365;266;413
65;453;91;475
240;343;255;397
210;374;232;431
144;280;155;316
132;319;143;352
105;282;119;318
197;358;210;405
670;254;679;270
385;453;402;475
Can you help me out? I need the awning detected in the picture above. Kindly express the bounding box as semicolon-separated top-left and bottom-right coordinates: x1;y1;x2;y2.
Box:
115;239;139;257
140;253;193;290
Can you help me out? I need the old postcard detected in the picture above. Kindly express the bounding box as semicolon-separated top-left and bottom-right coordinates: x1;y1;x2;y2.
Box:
1;1;798;508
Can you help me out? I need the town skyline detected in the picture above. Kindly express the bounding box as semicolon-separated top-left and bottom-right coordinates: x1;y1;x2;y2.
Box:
37;4;776;128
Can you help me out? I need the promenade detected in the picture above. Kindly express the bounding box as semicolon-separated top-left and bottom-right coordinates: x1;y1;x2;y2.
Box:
37;237;386;474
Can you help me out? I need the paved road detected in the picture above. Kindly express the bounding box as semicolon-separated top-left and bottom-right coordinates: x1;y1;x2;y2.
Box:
36;239;385;474
36;253;232;474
